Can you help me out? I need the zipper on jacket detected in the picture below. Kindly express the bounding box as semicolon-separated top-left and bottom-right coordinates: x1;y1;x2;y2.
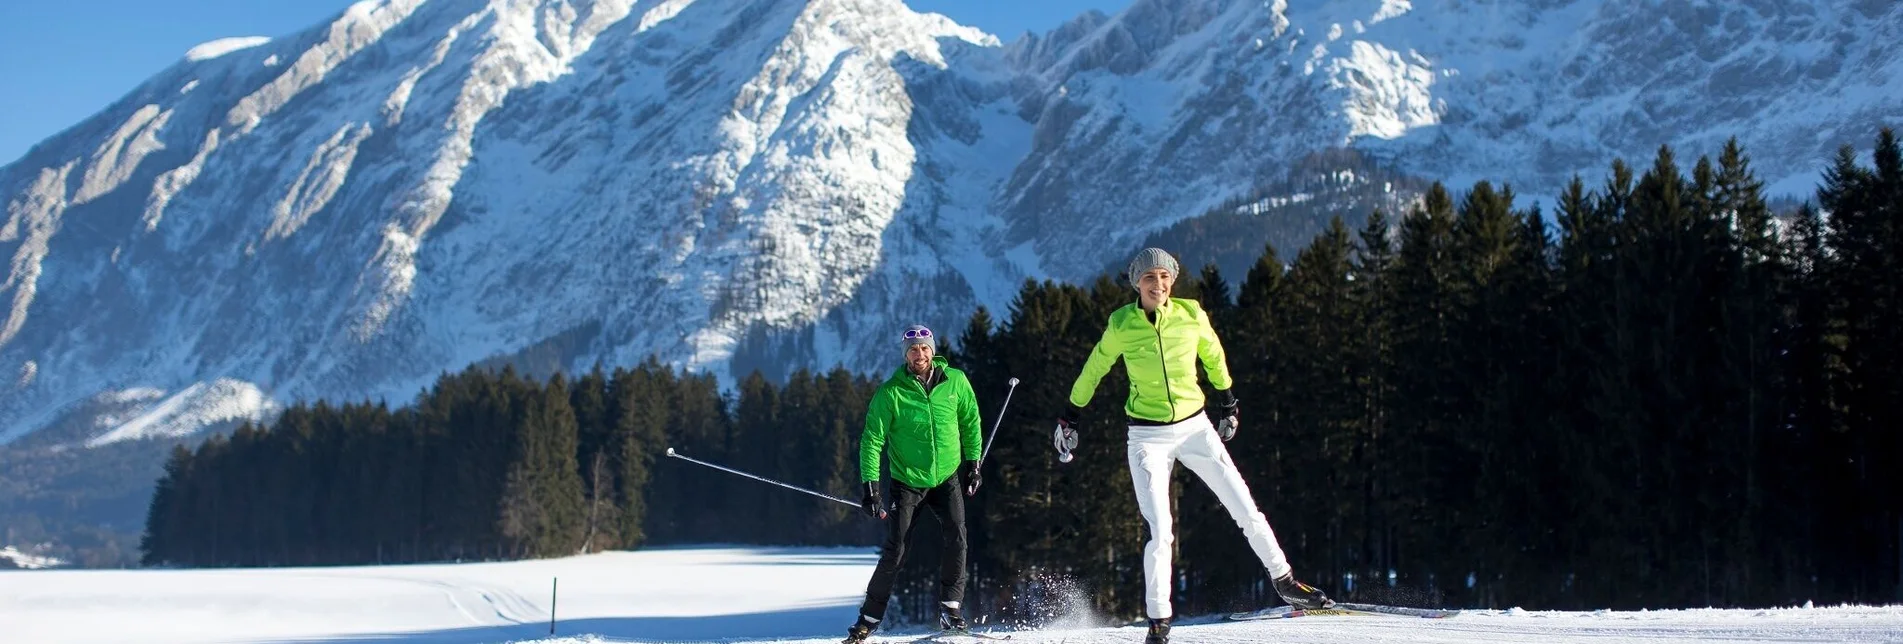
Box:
928;371;938;481
1152;311;1177;422
913;367;942;483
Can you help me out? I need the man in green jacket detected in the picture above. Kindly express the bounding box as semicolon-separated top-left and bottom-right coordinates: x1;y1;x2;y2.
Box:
1060;248;1331;644
844;324;983;643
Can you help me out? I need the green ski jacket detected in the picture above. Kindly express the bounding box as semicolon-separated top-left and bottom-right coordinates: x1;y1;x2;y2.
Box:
861;356;982;488
1069;297;1234;423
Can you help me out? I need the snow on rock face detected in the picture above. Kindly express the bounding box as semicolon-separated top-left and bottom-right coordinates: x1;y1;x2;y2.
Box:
1;162;76;353
183;37;271;62
84;379;278;447
0;0;1898;449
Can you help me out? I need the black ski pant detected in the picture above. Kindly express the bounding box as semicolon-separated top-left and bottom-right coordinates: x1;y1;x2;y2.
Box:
858;477;967;622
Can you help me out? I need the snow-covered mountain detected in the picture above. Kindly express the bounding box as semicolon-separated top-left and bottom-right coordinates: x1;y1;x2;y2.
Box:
2;0;1899;450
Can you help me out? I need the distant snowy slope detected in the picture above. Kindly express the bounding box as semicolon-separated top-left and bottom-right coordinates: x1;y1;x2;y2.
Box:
0;545;65;569
997;0;1903;275
5;546;1902;644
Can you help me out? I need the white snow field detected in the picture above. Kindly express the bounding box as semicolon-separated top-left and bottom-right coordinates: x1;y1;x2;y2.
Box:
3;546;1901;644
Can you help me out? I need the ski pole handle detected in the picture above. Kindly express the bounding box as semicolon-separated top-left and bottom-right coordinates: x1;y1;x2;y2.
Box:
665;448;880;519
975;376;1020;468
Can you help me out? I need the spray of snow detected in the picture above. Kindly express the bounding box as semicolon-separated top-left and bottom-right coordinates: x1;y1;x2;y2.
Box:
1012;570;1107;630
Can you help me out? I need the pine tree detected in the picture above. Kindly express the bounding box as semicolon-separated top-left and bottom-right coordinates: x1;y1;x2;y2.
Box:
1348;208;1398;585
1492;203;1559;603
731;371;782;542
1444;181;1522;605
1387;182;1458;594
1199;263;1232;314
139;444;195;565
499;375;587;557
1711;138;1781;604
1271;216;1360;594
613;361;671;548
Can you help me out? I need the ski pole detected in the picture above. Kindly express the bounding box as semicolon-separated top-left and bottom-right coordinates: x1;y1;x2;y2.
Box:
665;448;882;519
976;377;1020;468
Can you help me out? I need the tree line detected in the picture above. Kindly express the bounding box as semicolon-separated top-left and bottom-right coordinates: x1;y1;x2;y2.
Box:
140;363;883;566
144;129;1902;619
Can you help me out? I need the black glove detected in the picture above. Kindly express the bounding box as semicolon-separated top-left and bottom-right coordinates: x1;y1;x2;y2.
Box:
861;481;884;519
961;460;981;497
1214;389;1240;442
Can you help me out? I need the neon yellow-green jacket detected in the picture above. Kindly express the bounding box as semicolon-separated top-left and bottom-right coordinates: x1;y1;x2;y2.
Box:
861;356;982;488
1069;297;1234;423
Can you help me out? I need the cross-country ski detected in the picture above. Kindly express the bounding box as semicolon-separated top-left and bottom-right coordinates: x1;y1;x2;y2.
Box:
1228;602;1464;621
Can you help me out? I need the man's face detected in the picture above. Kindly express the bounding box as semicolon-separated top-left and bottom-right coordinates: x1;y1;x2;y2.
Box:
906;342;934;374
1137;267;1174;310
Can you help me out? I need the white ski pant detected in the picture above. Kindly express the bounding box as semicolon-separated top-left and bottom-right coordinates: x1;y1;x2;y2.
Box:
1127;414;1291;619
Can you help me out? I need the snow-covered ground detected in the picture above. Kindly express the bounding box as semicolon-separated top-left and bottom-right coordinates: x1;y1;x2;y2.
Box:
2;546;1900;644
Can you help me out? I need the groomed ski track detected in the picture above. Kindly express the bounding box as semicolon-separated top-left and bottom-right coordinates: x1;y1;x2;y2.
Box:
3;546;1899;644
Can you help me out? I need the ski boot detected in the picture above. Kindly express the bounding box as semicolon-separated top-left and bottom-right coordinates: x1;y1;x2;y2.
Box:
842;615;878;643
1272;572;1334;610
939;601;968;632
1144;617;1171;644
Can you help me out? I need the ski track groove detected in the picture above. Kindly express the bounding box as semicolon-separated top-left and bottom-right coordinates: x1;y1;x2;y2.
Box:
295;571;544;629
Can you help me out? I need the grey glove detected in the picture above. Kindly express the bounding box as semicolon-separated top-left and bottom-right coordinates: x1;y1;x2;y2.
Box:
1054;407;1081;463
1214;389;1239;442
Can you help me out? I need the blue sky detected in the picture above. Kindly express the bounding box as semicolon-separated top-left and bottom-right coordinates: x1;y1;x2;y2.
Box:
0;0;1121;166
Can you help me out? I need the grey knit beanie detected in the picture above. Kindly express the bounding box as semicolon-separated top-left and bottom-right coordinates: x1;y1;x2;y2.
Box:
1126;248;1180;288
901;324;935;349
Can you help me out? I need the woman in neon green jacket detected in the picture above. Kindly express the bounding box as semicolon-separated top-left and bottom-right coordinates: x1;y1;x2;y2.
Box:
844;324;982;643
1061;248;1332;644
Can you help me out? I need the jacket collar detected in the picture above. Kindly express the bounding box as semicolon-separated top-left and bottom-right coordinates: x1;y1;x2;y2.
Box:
1136;297;1175;324
890;355;950;384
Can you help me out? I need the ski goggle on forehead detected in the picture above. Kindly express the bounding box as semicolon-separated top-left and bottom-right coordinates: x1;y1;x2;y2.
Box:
903;327;933;340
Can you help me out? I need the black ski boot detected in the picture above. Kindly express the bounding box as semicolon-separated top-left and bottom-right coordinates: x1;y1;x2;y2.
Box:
1144;617;1171;644
842;615;878;643
1273;572;1334;610
939;601;968;632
